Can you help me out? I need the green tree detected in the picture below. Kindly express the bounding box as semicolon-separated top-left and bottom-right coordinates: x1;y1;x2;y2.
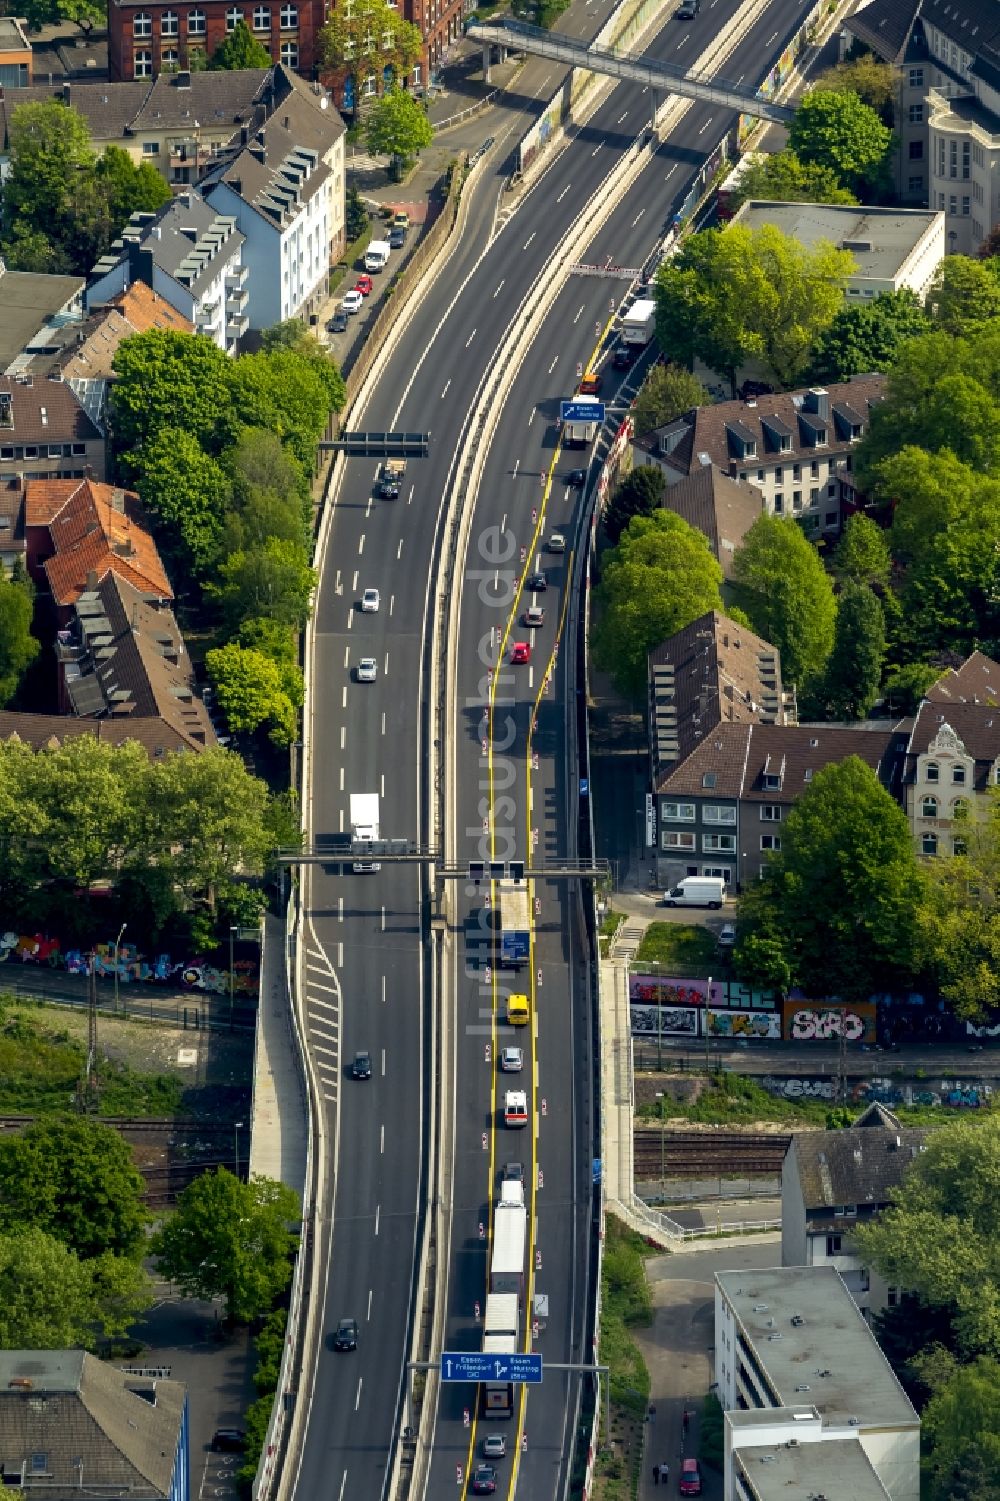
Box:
346;184;369;241
95;143;172;227
205;643;298;746
814;56;898;122
809;288;931;381
830;513;892;588
926;255;1000;338
917;791;1000;1023
603;465;665;545
0;221;69;274
137;426;230;579
631;363;706;438
883;660;940;714
725;149;857;214
736;756;926;999
817;582;885;720
592;511;724;698
0;1228;150;1348
0;1118;146;1261
226;347;344;467
365;89;433;175
319;0;422;87
19;0;104;32
208;18;272;69
152;1168;299;1323
731;515;837;691
978;225;1000;261
3;100;93;238
787;88;893;192
654;223;854;388
856;1116;1000;1357
111;330;232;462
0;573;38;706
215;538;316;630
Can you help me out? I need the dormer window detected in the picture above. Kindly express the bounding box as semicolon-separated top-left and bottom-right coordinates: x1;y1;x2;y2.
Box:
762;752;785;791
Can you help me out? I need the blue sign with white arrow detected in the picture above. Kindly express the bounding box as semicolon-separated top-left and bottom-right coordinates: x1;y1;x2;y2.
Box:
561;400;606;424
440;1351;543;1384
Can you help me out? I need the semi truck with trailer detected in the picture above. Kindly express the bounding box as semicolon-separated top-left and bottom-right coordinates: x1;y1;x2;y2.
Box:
497;879;530;967
481;1292;520;1418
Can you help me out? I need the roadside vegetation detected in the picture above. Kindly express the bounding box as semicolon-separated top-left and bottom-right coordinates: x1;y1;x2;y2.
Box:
593;1215;655;1501
598;908;624;958
698;1392;724;1472
634;923;721;972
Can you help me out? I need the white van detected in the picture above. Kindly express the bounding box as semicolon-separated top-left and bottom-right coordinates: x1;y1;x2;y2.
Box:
364;240;391;273
663;876;726;909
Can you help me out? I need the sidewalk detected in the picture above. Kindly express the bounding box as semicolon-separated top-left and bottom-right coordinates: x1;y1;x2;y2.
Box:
248;913;308;1199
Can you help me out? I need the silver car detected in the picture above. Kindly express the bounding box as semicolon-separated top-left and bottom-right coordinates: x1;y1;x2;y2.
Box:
500;1046;523;1073
482;1435;506;1458
361;587;380;612
357;657;377;682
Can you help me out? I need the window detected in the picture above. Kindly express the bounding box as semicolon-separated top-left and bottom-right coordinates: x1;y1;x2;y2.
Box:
760;805;781;822
702;833;736;853
188;7;206;31
925;761;939;783
226;6;242;28
760;834;781;851
922;832;938;856
134;47;152;74
253;4;270;27
921;794;939;818
908;103;923;123
949;139;957;178
382;26;393;47
887;1286;902;1308
279;1;297;25
952;764;966;784
908;67;923;86
161;45;179;67
908;175;924;192
810;460;819;477
809;486;819;502
29;1456;47;1477
962;141;970;179
842;1204;857;1218
663;832;695;851
161;8;178;31
938;192;945;210
953;835;967;856
773;493;783;514
792;491;801;510
950;194;958;216
702;805;736;825
411;63;421;85
962;196;970;216
133;10;152;34
826;1234;842;1255
755;468;763;481
825;512;838;526
908;140;923;160
280;39;298;63
664;802;695;822
142;140;160;154
774;466;783;483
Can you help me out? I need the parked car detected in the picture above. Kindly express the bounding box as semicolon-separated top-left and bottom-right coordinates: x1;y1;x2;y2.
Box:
342;290;363;314
679;1458;702;1495
333;1318;358;1351
392;210;410;231
389;225;407;249
717;922;737;948
327;309;349;333
354;273;374;297
212;1430;246;1452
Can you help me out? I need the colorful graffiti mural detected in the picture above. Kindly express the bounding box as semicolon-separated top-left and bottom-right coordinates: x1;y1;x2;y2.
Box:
630;1003;698;1038
0;932;259;997
782;1001;876;1044
707;1009;782;1040
759;1074;995;1110
629;974;778;1010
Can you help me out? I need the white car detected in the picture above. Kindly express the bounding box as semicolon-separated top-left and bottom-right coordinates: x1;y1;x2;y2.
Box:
547;532;566;553
500;1046;523;1073
356;657;377;683
361;588;380;612
718;922;737;948
342;290;364;314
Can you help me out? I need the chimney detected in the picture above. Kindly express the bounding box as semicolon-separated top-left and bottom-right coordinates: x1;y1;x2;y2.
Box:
62;81;71;104
86;569;97;590
805;387;830;418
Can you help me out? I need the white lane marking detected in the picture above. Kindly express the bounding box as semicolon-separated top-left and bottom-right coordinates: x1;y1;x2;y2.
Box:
343;646;349;668
441;379;451;398
501;512;507;533
342;686;347;708
340;726;346;749
381;906;386;932
384;654;389;676
676;31;689;46
591;141;602;157
381;1123;385;1153
338;896;344;922
338;1473;348;1501
355;1378;362;1412
390;594;395;616
358;533;365;555
365;494;372;517
548;355;559;373
512;458;520;479
382;975;386;1004
367;1289;373;1321
523;232;536;249
381;711;386;736
353;569;358;590
407;483;414;505
465;328;477;347
767;29;778;43
493;279;505;298
617;111;628;123
339;808;344;832
335;569;342;593
735;73;744;84
338;943;343;966
528;408;536;427
556;184;571;203
529;666;534;690
632;208;645;225
573;305;584;324
312;1044;338;1060
665;165;676;179
381;1049;386;1077
339;766;345;790
397;538;403;559
347;610;353;631
699;117;714;134
375;1205;380;1237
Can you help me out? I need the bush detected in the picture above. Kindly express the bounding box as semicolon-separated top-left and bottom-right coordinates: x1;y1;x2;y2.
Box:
699;1392;724;1470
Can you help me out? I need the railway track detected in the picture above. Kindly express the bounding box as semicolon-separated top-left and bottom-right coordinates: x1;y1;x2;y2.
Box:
634;1128;791;1179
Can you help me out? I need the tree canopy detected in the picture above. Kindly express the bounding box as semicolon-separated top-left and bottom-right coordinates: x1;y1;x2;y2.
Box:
137;427;231;581
603;465;665;546
731;515;837;692
152;1168;300;1323
734;757;926;998
830;513;892;589
809;289;931;382
725;150;857;214
0;572;38;707
206;643;299;746
654;223;854;388
631;364;706;438
917;789;1000;1022
813;56;897;122
787;88;893;193
318;0;422;82
19;0;104;32
365;89;434;172
926;256;1000;339
0;1227;150;1348
592;511;724;698
209;19;272;68
816;581;886;721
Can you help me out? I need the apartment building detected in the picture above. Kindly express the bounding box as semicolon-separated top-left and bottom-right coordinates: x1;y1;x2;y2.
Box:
108;0;325;81
86;190;247;351
634;377;885;540
716;1265;919;1501
845;0;1000;254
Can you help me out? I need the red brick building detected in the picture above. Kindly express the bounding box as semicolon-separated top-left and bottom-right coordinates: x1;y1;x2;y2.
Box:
108;0;326;82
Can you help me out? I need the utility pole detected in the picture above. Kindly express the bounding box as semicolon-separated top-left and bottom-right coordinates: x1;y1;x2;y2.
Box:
704;974;712;1076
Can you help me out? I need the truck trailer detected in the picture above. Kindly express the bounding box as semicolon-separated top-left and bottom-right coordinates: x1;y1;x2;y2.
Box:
350;793;381;872
489;1203;527;1295
481;1292;520;1418
497;879;530;967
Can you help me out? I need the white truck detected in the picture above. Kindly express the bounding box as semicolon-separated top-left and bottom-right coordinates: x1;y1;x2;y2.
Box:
621;297;657;347
482;1292;520;1418
364;239;391;272
490;1203;527;1295
564;393;602;448
350;792;381;873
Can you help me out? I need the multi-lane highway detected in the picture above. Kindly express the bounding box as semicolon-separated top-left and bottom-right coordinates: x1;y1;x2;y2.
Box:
291;1;812;1497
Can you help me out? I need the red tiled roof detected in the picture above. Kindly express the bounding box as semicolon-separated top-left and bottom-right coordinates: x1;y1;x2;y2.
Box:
25;477;172;607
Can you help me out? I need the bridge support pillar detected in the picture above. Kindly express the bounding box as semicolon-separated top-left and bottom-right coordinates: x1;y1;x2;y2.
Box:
482;44;492;82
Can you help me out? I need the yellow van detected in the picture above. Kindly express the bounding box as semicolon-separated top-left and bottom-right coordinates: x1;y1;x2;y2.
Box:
506;992;529;1026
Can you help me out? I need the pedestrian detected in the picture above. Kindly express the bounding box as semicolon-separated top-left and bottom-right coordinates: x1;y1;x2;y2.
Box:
652;1461;659;1486
659;1462;669;1483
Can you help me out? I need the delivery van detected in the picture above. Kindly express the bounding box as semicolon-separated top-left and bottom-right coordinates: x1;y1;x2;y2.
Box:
506;992;529;1025
364;240;391;272
663;876;726;909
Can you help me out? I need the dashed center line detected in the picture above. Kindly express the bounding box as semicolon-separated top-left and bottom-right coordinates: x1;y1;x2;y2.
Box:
465;328;477;347
441;379;451;398
493;279;505;298
523;232;536;249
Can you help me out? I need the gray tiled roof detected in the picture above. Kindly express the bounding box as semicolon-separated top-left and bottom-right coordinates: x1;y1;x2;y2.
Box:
788;1105;928;1210
904;700;1000;791
928;650;1000;706
922;0;1000;57
202;81;340;228
95;190;243;300
0;271;85;377
658;466;764;577
844;0;922;61
655;718;905;799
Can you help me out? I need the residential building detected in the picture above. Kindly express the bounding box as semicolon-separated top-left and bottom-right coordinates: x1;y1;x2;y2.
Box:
201;70;345;328
902;699;1000;858
633;376;885;540
0;18;32;88
86;189;247;351
0;269;85;376
0;708;202;759
716;1265;920;1501
0;479;25;573
0;374;105;485
781;1101;928;1319
731;201;945;299
57;572;215;750
655;465;765;580
0;1349;188;1499
844;0;1000;255
926;648;1000;707
108;0;325;82
25;477;172;618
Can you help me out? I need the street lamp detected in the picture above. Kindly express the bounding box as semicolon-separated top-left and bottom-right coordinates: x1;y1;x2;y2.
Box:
704;972;713;1076
229;925;238;1031
655;1090;665;1187
113;923;127;1016
234;1120;245;1179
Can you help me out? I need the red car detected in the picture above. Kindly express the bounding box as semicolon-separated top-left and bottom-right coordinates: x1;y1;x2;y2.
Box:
354;274;374;296
510;642;531;664
679;1458;702;1496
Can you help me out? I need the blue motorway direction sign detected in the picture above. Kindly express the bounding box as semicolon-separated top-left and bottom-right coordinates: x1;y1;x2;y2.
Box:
440;1351;543;1384
560;400;606;424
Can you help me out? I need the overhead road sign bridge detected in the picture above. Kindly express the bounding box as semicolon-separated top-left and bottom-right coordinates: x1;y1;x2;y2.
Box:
320;431;429;457
467;18;796;125
440;1351;543;1384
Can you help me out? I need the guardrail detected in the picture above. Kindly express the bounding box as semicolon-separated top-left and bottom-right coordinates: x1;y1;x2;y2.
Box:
617;1195;781;1244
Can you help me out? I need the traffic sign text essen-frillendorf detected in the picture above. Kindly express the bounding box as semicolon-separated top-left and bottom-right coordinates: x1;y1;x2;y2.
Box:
440;1352;543;1383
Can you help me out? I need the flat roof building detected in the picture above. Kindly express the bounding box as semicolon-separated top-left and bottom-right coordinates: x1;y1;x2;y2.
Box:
716;1265;919;1501
730;201;945;300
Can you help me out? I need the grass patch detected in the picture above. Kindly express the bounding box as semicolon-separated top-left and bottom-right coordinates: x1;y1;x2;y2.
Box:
699;1392;724;1471
593;1215;655;1501
634;923;718;972
599;908;624;959
0;1002;182;1116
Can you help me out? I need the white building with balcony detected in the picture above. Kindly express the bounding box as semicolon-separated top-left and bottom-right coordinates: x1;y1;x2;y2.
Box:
85;190;247;352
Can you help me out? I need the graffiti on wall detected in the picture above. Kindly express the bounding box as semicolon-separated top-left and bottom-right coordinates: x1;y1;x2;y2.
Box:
783;1001;876;1044
708;1009;782;1040
759;1074;995;1109
0;932;259;997
630;974;778;1010
630;1003;698;1038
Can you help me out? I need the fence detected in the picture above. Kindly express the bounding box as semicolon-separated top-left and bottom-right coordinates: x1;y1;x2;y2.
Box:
0;977;256;1032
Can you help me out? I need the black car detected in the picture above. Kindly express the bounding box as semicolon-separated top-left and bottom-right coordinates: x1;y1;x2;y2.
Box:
378;478;400;499
333;1318;359;1351
613;345;634;370
676;0;699;14
565;469;587;488
470;1465;497;1495
328;309;349;333
211;1429;247;1452
352;1051;372;1079
526;570;547;592
389;226;407;249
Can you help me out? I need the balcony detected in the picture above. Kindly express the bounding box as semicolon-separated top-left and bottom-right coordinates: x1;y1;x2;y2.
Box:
225;264;249;290
226;288;249;315
227;314;249;340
